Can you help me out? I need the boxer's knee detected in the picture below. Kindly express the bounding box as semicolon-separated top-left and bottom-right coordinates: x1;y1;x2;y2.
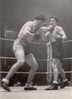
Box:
17;59;25;66
11;59;24;71
31;61;38;72
30;60;38;72
27;53;39;71
52;59;58;72
34;62;38;71
31;55;38;71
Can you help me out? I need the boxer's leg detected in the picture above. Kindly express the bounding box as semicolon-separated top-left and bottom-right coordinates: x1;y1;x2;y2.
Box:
24;53;38;90
1;43;25;91
57;59;68;88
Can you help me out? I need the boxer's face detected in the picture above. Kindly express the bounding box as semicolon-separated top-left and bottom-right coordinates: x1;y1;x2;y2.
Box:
33;20;44;30
36;20;44;27
49;18;57;26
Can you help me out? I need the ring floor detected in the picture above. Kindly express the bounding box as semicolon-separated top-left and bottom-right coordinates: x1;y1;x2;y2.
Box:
0;86;72;99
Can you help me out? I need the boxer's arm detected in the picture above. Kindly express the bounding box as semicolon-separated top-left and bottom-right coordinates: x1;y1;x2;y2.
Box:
18;23;35;41
39;26;51;41
58;27;67;40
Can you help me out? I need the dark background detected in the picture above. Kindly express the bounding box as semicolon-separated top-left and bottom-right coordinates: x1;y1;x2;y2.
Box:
0;0;72;39
0;0;72;85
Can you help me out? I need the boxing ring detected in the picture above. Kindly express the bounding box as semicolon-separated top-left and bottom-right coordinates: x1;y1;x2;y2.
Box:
0;86;72;99
0;31;72;99
0;36;72;84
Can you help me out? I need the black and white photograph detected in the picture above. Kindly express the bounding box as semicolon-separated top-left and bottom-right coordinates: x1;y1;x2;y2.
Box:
0;0;72;99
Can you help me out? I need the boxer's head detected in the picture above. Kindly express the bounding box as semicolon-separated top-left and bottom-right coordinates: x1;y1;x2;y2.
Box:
33;15;46;28
49;16;59;26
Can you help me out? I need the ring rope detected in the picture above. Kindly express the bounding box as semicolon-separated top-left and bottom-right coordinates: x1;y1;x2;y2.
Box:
0;37;46;45
0;37;72;43
0;71;72;74
0;56;72;60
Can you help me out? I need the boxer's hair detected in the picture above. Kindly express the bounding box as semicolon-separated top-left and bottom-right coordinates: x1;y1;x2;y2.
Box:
34;15;46;21
49;16;59;22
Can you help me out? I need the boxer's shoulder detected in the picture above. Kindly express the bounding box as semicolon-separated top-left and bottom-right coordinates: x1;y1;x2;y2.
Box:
55;25;63;32
55;25;63;30
23;21;33;27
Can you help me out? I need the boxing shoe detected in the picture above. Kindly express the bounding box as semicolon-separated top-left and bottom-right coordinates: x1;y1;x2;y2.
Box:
24;83;37;90
45;83;58;90
1;80;11;92
60;80;69;88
